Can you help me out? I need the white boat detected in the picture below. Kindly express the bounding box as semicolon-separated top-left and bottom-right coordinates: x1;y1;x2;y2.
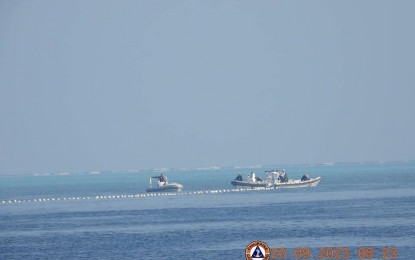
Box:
146;174;183;192
231;170;321;189
231;172;272;188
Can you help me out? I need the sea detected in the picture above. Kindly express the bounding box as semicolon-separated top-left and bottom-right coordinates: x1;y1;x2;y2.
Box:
1;162;414;260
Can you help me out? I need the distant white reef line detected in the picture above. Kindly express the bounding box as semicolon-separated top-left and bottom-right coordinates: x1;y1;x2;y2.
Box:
27;160;415;177
29;165;264;177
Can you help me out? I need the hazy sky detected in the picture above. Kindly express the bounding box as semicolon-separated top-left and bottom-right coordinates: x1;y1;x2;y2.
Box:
1;1;414;175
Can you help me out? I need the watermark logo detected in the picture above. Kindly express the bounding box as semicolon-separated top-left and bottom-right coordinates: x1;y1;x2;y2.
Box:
245;241;270;260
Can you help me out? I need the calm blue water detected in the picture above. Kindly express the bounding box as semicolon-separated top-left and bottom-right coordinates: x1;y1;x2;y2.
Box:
1;162;415;259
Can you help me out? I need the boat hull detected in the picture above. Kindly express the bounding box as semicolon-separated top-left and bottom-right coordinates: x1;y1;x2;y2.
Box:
275;177;321;188
231;177;321;189
231;180;269;188
146;183;183;192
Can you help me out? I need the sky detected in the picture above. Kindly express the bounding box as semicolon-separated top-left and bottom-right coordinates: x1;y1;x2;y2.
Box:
0;1;414;175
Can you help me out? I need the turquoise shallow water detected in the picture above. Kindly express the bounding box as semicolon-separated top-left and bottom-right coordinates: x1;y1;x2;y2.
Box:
1;162;415;259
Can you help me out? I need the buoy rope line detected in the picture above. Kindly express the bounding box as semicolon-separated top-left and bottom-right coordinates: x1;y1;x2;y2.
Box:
1;187;278;206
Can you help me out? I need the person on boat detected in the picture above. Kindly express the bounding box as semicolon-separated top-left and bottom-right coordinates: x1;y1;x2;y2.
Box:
282;173;288;183
301;174;310;181
278;172;288;183
235;174;243;181
159;173;167;185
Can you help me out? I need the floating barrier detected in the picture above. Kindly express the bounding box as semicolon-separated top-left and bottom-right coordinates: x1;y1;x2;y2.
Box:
1;187;278;206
